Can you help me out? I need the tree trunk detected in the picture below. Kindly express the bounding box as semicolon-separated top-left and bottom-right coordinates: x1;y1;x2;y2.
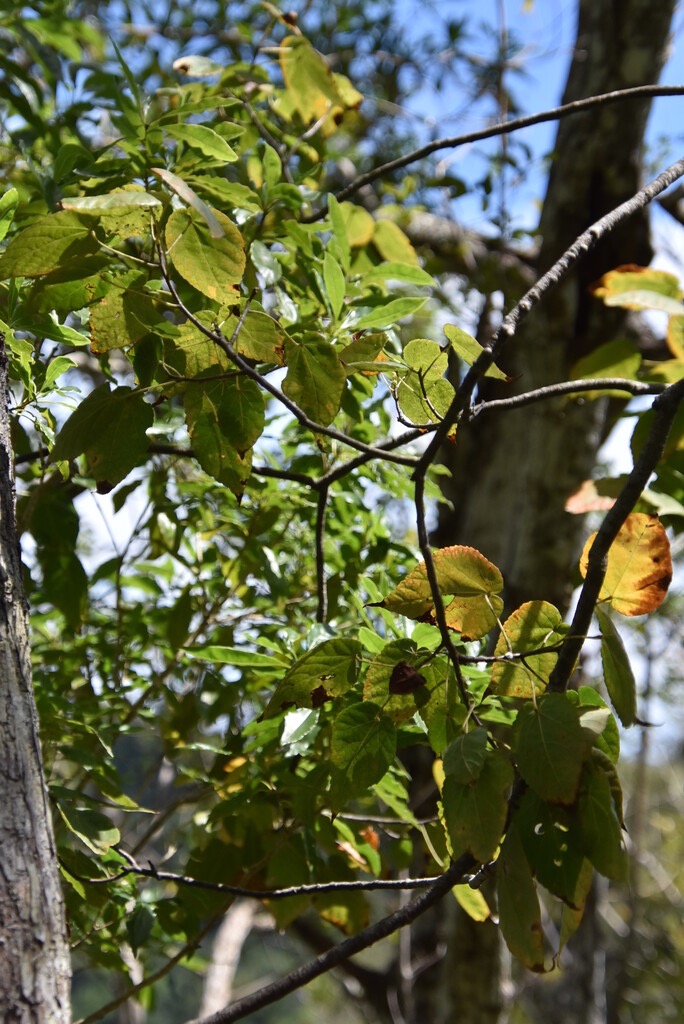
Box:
0;337;71;1022
415;2;676;1022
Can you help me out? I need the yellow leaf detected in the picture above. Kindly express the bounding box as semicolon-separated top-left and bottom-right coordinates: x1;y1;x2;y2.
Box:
579;513;672;616
373;219;419;266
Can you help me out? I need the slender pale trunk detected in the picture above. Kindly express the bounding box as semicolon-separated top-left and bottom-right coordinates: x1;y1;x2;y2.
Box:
0;337;71;1022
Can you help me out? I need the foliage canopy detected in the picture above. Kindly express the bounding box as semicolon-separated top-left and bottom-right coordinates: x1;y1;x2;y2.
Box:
0;3;683;1021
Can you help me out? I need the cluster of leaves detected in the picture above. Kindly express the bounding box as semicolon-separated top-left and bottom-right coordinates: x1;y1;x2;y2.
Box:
0;2;682;1014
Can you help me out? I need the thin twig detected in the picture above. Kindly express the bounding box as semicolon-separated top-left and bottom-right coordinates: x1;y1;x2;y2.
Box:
548;378;684;692
315;484;329;622
471;378;666;417
415;155;684;473
64;857;445;898
322;85;684;209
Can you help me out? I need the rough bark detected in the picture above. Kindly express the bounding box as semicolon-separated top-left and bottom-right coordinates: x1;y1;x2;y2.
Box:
0;337;71;1022
433;0;676;613
414;2;676;1023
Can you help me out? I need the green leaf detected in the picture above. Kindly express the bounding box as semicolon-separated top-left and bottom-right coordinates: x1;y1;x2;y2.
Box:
512;694;585;803
592;266;684;314
263;638;362;717
595;606;637;727
444;324;510;381
0;187;18;242
165;123;238;163
362;640;449;722
577;759;628;881
515;790;585;905
58;806;120;855
372;220;419;266
570;338;641;396
354;296;428;330
126;905;155;956
330;701;397;801
88;269;159;353
185;374;265;455
442;727;488;783
362;262;434;287
441;749;513;862
323;251;345;319
184;379;256;496
282;335;346;425
61;191;162;214
577;687;620;763
491;601;565;698
155;167;226;238
0;211;98;278
166;207;245;300
43;355;77;390
327;194;351;271
51;385;153;485
497;824;546;972
184;646;287;669
453;885;490;922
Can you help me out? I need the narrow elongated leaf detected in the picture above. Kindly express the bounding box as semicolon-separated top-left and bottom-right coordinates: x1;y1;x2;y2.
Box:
595;606;637;726
166;207;245;300
497;825;547;972
282;336;346;425
185;646;286;669
355;296;427;330
579;513;672;615
577;760;628;881
577;687;620;763
363;262;434;286
512;694;585;803
154;167;227;239
323;251;345;319
165;123;237;163
441;749;513;862
0;187;18;241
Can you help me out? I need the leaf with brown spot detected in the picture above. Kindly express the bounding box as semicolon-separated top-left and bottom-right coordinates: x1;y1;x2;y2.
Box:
579;513;672;616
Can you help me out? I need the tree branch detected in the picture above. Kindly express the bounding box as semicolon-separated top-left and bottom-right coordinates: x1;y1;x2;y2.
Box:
415;155;684;473
184;853;476;1024
327;85;684;207
471;378;666;417
548;377;684;692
